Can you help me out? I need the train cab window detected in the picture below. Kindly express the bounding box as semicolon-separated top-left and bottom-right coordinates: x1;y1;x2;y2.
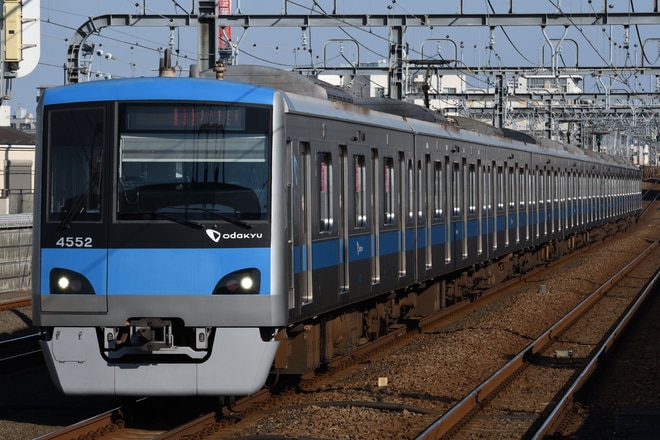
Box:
47;107;104;222
117;103;270;221
433;161;443;219
354;155;367;228
384;157;395;225
319;153;333;232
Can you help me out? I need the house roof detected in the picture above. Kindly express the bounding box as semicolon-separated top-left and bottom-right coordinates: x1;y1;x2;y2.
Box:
0;126;35;145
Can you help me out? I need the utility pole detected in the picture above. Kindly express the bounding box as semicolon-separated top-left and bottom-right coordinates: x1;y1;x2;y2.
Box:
198;1;218;71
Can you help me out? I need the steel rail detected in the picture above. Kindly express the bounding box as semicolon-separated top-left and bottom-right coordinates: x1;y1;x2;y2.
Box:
415;239;659;439
0;297;30;312
531;265;660;439
34;408;124;440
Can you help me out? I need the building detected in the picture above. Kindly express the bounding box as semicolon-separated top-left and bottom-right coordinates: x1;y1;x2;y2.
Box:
9;106;37;132
0;126;35;214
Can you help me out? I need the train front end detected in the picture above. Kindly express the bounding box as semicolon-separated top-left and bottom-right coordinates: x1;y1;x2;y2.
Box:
32;78;288;396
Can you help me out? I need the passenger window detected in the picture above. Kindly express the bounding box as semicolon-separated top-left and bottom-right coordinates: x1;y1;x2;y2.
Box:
484;165;492;215
354;155;366;228
319;153;333;232
519;168;526;208
508;166;516;210
452;162;461;217
384;157;395;225
407;160;414;224
417;160;424;223
433;161;443;219
468;164;476;216
496;166;504;213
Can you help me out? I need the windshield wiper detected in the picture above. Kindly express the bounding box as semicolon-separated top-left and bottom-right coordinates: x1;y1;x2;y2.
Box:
59;170;101;230
200;208;254;230
59;194;87;230
169;207;253;230
148;211;204;230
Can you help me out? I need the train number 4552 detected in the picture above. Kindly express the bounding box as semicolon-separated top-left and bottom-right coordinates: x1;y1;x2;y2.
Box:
55;236;93;248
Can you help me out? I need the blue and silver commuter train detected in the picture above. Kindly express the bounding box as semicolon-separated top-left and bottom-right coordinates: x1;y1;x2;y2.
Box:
33;65;641;396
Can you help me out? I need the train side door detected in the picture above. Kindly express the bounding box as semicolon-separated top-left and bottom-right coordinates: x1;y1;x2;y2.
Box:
415;157;426;280
450;159;467;265
292;141;313;315
444;156;453;269
371;149;380;286
338;145;349;294
449;159;465;265
399;153;410;282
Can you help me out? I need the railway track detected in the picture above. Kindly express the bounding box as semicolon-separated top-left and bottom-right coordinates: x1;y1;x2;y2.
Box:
418;240;659;439
0;332;41;373
535;266;660;438
34;398;226;440
0;296;31;312
0;297;39;374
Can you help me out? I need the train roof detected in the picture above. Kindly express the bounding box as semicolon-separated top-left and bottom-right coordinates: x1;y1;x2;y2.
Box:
217;66;453;125
446;116;537;144
212;66;636;169
217;65;353;103
213;66;575;152
41;76;277;106
40;66;636;171
238;65;634;168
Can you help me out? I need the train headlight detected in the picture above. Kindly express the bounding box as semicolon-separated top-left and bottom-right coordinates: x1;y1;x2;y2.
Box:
50;268;96;294
213;268;260;295
57;276;70;290
240;276;253;290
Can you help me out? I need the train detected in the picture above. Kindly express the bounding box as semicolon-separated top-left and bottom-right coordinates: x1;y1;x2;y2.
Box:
32;64;642;396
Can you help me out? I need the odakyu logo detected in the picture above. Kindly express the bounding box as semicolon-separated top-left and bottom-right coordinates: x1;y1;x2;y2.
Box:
206;229;222;242
206;229;263;243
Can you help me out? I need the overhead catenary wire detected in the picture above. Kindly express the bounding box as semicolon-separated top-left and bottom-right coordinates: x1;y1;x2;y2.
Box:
39;1;200;79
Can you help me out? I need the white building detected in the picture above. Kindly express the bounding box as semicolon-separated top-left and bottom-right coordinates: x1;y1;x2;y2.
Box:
0;126;35;214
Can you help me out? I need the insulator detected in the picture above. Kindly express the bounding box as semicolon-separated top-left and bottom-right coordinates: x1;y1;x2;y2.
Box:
301;28;308;51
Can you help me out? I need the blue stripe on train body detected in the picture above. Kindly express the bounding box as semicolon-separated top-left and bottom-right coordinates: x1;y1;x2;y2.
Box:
293;210;535;274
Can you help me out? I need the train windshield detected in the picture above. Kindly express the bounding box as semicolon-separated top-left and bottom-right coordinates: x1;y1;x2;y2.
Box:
117;103;271;221
47;107;104;224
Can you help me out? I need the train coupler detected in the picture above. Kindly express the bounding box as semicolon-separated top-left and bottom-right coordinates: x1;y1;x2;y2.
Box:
127;317;173;351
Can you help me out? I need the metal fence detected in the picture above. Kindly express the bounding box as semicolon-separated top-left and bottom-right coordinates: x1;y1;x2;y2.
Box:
0;214;32;294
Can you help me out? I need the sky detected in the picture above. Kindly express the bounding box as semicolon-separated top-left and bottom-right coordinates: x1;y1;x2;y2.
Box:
5;0;660;117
